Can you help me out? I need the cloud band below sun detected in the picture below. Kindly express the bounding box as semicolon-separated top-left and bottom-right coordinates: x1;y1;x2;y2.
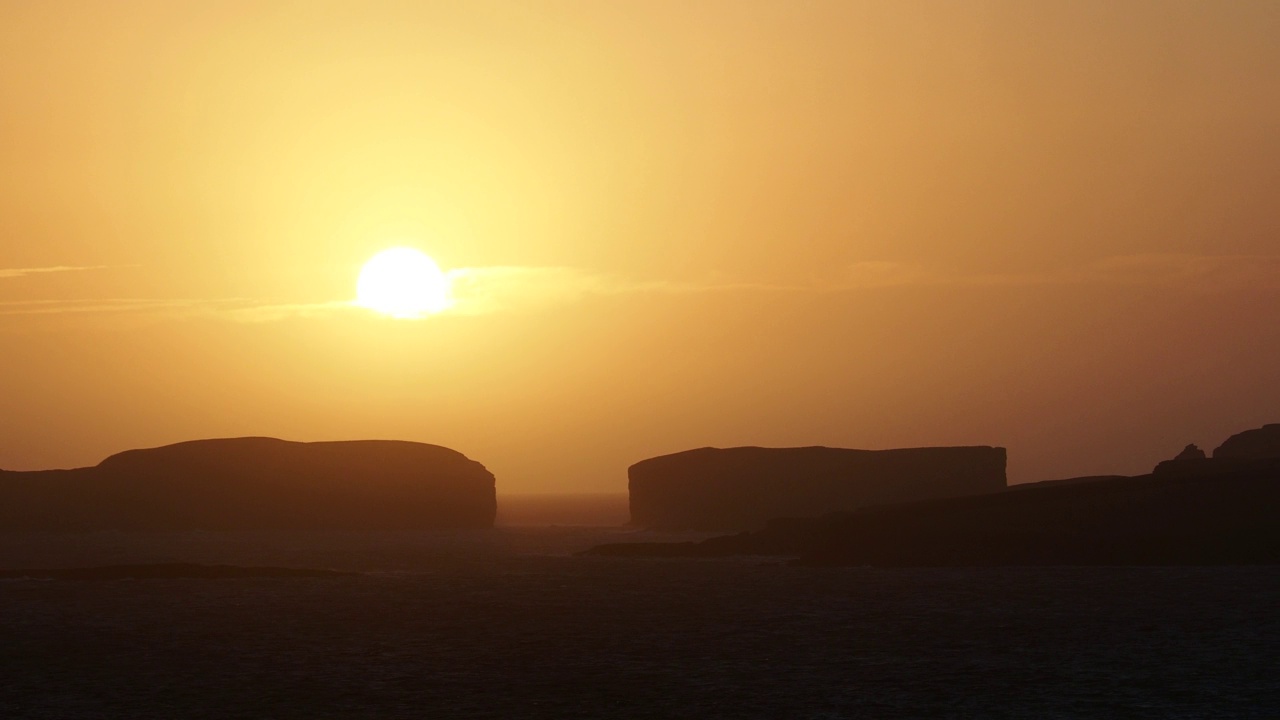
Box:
1;254;1276;323
0;265;117;279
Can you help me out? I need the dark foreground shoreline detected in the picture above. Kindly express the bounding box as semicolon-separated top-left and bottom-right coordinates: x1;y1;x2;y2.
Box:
2;532;1277;719
0;563;354;581
587;463;1280;566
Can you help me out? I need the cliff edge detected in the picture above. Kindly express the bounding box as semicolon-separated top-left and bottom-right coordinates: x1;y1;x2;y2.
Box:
629;445;1006;531
593;425;1280;566
0;437;496;531
1213;423;1280;460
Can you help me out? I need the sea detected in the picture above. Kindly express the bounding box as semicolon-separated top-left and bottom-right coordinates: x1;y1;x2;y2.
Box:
1;494;1277;719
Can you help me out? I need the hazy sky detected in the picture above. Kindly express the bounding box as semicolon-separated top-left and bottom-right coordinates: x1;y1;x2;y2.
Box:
2;0;1278;490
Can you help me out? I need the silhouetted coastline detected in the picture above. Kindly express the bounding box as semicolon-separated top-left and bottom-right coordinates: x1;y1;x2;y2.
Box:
589;425;1280;566
629;445;1006;531
0;563;353;580
0;438;496;531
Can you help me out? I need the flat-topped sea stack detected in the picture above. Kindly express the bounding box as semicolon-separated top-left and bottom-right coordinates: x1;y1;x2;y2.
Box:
0;438;496;531
593;424;1280;565
629;445;1007;531
590;465;1280;566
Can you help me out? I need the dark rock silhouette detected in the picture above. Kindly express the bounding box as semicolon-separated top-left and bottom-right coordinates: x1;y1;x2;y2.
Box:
1153;424;1280;477
1213;423;1280;460
1174;444;1207;461
590;454;1280;566
1152;443;1212;475
0;437;496;531
629;445;1006;531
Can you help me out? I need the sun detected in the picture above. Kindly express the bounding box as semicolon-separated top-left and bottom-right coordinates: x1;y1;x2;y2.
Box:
356;247;451;318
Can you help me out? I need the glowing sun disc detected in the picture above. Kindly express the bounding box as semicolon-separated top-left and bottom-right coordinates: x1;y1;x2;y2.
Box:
356;248;451;318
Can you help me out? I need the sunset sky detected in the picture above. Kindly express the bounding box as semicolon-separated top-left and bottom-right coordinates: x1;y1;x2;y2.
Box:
2;0;1277;491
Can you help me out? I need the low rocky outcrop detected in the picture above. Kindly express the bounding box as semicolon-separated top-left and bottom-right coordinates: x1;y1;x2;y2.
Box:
593;427;1280;566
1173;444;1207;461
589;464;1280;566
1213;424;1280;460
1152;443;1213;476
0;437;496;531
1154;424;1280;477
628;445;1006;531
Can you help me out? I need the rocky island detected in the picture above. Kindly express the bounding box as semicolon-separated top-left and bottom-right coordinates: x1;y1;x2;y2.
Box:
0;438;496;531
592;425;1280;566
629;445;1007;530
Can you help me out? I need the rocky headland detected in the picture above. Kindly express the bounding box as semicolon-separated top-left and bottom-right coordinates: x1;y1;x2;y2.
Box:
629;445;1007;531
591;425;1280;566
0;438;496;531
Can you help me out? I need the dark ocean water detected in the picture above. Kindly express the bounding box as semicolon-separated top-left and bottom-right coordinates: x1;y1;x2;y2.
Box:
1;525;1278;719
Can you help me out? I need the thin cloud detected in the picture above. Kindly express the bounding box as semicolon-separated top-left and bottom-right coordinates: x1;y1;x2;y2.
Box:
1081;253;1280;289
0;265;116;279
219;300;363;323
0;298;243;317
832;254;1280;291
2;254;1273;323
443;266;804;315
444;266;608;315
839;261;942;288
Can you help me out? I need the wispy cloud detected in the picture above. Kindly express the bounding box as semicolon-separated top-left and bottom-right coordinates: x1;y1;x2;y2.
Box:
834;254;1280;291
442;266;809;315
1080;253;1280;288
0;298;243;317
839;261;942;288
1;254;1273;323
0;265;115;279
444;266;610;315
217;300;363;323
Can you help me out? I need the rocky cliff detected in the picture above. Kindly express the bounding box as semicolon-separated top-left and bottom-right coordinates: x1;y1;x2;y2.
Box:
596;425;1280;565
1153;423;1280;476
628;445;1006;530
0;437;496;531
1213;423;1280;460
591;464;1280;566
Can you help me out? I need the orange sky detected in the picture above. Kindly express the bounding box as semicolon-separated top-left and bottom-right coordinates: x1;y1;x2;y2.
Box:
2;1;1278;490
